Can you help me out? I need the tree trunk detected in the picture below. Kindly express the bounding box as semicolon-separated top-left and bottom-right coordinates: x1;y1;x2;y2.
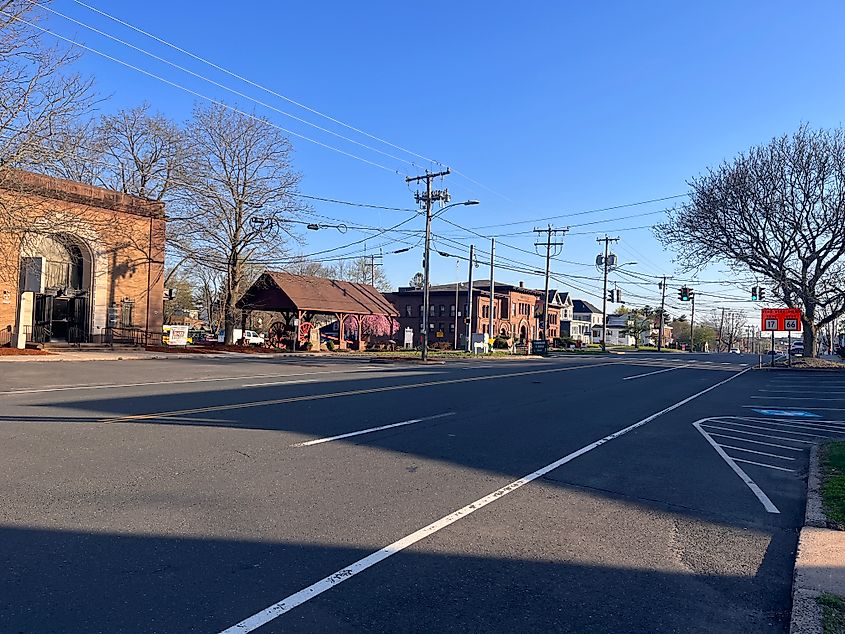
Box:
802;307;817;358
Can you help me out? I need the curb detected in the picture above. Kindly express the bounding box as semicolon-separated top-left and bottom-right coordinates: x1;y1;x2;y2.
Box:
790;442;845;634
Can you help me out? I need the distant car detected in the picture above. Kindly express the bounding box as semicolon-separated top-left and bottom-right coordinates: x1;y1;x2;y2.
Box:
729;348;741;354
790;341;804;356
240;330;265;346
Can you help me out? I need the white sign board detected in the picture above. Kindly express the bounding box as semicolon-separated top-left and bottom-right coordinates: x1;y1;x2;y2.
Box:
784;318;798;331
167;325;189;346
764;318;778;331
403;327;414;349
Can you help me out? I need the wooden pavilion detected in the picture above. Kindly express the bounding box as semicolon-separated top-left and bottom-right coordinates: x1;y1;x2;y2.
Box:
236;271;398;350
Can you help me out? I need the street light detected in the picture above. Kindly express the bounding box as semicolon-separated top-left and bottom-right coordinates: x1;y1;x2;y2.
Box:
421;199;480;361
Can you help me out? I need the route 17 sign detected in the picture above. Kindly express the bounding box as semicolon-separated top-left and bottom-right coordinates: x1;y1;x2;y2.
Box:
761;307;802;332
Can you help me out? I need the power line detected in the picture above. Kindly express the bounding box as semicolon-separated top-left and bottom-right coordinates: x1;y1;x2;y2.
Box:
34;1;425;171
470;194;688;231
69;0;509;201
5;10;403;174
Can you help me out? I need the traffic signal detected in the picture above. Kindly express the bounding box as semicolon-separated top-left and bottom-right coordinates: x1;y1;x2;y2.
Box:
663;312;670;325
759;287;765;301
678;286;690;302
608;290;615;302
751;286;758;301
615;289;622;303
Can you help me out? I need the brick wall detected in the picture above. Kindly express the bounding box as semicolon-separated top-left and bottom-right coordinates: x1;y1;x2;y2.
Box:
0;171;165;339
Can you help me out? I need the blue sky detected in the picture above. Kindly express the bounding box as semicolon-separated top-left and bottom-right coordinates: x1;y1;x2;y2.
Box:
38;1;845;321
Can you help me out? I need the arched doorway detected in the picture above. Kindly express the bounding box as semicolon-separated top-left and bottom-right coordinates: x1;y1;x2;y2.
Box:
520;325;527;343
21;233;93;343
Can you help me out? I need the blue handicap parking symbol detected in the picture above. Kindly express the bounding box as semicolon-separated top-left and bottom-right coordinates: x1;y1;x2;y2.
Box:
752;409;821;418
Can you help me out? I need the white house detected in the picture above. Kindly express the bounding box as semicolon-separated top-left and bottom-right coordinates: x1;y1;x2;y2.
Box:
573;299;604;344
605;313;636;346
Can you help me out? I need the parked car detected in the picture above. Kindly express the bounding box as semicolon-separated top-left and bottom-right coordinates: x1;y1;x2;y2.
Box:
790;341;804;356
216;329;265;346
729;348;741;354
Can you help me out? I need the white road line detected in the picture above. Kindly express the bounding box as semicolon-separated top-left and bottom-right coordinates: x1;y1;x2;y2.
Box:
290;413;456;447
217;369;750;633
622;365;689;381
700;424;815;444
702;420;832;438
242;379;317;388
0;368;377;395
719;445;796;460
732;458;795;472
105;361;624;423
693;421;780;513
704;432;804;450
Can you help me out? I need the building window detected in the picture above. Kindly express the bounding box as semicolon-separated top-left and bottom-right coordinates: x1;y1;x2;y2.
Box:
430;305;436;316
449;323;455;332
512;304;516;316
438;323;445;335
405;305;413;317
450;304;456;317
438;304;445;316
482;305;489;318
419;305;424;316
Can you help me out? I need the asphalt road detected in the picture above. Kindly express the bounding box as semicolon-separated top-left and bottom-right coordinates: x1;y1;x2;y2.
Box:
2;352;843;633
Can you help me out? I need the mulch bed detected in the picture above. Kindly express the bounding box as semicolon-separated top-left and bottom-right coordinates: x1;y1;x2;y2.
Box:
0;347;52;356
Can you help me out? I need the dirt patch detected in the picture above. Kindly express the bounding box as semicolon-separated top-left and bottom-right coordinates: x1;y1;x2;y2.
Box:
0;347;52;356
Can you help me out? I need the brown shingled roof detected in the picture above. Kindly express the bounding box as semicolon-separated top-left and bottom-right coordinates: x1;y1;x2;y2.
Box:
237;271;398;316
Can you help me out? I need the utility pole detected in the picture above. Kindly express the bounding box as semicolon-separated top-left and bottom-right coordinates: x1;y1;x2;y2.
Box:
367;253;383;287
657;275;667;352
488;238;495;352
717;307;726;353
466;244;475;352
534;225;568;345
453;259;460;350
597;235;619;352
406;169;451;361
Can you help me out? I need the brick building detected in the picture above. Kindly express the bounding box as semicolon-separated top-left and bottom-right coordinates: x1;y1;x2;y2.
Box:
386;280;546;349
0;170;165;347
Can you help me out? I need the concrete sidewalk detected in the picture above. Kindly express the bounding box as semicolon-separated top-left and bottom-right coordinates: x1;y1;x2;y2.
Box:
790;445;845;634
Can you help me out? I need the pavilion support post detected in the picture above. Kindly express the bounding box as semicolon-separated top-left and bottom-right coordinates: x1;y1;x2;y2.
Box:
357;314;364;351
337;312;347;350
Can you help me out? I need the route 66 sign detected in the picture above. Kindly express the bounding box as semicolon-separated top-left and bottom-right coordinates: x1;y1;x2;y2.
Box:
783;318;799;331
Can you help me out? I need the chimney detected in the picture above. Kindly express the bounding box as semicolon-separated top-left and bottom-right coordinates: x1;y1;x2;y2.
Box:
519;281;524;288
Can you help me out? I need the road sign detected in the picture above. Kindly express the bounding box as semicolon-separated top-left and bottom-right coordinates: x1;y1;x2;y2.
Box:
761;308;802;331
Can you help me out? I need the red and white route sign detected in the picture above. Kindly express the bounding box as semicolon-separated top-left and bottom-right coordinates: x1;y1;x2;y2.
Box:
761;307;803;332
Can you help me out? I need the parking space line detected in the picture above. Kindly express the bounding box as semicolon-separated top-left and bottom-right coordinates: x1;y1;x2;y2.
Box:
749;396;845;401
719;445;796;460
290;413;456;447
217;369;750;633
702;420;832;438
704;432;804;450
732;458;795;472
693;420;779;514
742;405;845;412
700;424;815;443
731;416;845;433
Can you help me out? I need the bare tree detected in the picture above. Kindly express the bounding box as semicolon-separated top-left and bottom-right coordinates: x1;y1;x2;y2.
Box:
284;256;335;278
172;102;304;343
0;1;94;172
657;126;845;357
0;0;96;284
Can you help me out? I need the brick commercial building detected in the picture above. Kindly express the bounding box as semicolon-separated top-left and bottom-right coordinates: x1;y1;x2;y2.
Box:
0;170;165;347
386;280;547;349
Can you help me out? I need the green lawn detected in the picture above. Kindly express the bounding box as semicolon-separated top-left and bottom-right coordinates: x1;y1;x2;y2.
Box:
822;442;845;529
818;593;845;634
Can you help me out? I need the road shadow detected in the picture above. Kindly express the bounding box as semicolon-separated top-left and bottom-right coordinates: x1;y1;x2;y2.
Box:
0;524;794;633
